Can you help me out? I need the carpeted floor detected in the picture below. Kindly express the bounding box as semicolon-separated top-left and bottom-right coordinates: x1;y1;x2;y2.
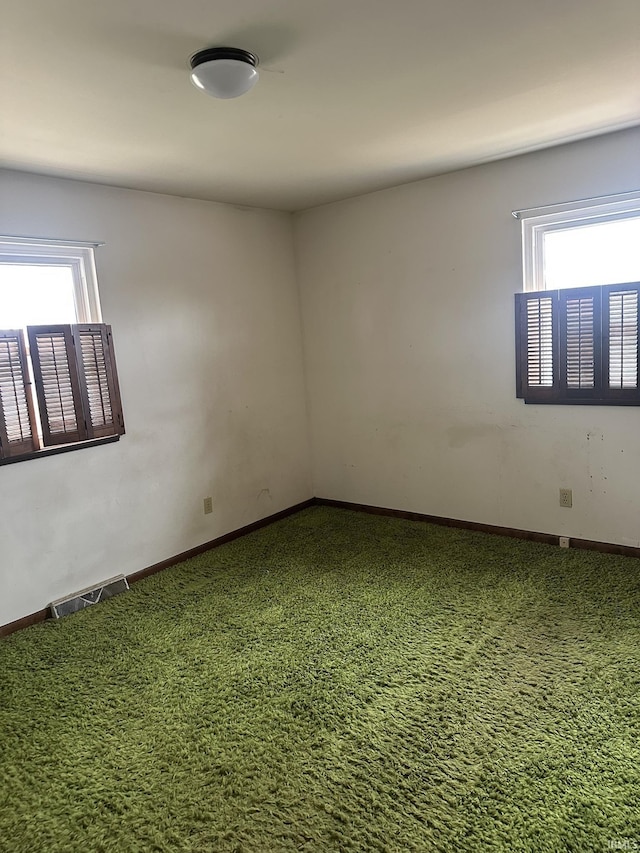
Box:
1;506;639;852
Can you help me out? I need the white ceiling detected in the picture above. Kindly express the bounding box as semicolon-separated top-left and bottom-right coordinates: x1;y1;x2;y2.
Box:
2;0;639;211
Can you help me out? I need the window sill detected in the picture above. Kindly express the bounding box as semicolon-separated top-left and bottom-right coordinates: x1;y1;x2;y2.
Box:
522;398;640;406
0;434;120;466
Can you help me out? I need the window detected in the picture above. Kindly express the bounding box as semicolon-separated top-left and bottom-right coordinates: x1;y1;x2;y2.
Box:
0;238;124;463
514;192;640;405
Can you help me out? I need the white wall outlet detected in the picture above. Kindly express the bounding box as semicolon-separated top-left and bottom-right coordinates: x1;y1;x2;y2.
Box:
203;496;213;515
559;488;572;508
559;536;570;548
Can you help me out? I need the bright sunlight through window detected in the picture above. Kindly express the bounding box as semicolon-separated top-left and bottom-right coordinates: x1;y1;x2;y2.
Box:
544;217;640;290
0;238;102;327
0;264;78;330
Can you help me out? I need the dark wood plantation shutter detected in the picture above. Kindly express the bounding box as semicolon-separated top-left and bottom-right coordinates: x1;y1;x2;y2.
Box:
74;325;125;437
28;324;125;447
602;283;640;403
559;287;601;400
0;330;38;458
28;325;87;446
515;291;559;401
516;282;640;405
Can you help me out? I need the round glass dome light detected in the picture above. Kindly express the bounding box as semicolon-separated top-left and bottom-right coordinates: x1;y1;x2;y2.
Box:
190;47;259;99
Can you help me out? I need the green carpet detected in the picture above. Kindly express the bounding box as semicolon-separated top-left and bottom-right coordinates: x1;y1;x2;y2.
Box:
1;507;639;852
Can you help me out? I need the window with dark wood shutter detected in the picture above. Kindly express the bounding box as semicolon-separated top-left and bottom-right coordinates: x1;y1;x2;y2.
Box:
0;239;125;465
0;330;38;459
74;325;125;438
515;282;640;405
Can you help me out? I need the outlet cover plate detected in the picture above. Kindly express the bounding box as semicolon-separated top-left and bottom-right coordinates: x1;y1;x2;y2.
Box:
559;488;573;508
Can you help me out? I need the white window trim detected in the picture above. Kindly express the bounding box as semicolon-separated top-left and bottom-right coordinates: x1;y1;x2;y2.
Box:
514;191;640;292
0;237;102;323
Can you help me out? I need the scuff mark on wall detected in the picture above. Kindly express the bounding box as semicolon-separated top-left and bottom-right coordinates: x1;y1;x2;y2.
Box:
586;430;606;495
447;423;503;449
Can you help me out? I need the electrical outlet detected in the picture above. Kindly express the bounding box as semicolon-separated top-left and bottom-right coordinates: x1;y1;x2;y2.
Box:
559;537;570;548
559;488;572;508
203;496;213;515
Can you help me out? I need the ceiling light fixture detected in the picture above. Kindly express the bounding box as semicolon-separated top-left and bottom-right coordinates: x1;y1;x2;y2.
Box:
190;47;259;100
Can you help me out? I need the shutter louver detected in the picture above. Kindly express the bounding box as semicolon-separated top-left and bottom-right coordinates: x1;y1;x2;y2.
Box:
608;289;638;389
559;288;602;401
28;325;86;446
0;330;38;458
526;297;554;387
515;292;558;401
564;295;596;389
603;282;640;403
73;324;125;438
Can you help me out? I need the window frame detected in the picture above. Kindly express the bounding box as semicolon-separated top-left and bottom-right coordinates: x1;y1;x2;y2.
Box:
516;191;640;293
0;237;103;325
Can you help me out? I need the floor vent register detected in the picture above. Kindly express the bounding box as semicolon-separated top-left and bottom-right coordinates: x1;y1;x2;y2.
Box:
50;575;130;619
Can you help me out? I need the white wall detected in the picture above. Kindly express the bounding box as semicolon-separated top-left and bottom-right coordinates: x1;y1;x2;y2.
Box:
295;127;640;547
0;171;311;626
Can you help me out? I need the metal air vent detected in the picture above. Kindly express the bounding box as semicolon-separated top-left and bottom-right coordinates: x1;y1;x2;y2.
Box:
50;574;129;619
